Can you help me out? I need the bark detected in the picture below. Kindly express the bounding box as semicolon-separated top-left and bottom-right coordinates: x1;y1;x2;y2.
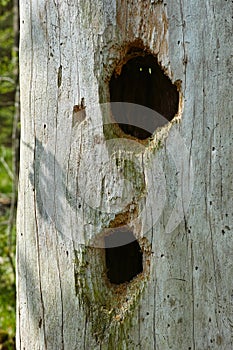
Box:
17;1;233;349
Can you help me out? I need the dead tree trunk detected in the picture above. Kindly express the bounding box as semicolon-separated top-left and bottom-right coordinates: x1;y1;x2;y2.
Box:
17;1;232;349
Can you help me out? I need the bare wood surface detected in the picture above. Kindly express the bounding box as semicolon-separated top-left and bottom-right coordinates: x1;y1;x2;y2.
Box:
17;1;233;349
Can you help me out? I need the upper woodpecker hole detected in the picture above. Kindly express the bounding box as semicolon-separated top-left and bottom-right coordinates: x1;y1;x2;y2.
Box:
110;54;179;139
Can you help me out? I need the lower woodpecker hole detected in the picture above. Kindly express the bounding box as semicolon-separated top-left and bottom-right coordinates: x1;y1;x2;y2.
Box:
104;228;143;284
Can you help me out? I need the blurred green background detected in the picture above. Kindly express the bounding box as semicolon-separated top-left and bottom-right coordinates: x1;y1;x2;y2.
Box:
0;0;19;348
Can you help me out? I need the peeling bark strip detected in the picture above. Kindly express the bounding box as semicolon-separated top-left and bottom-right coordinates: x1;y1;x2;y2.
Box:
17;0;233;349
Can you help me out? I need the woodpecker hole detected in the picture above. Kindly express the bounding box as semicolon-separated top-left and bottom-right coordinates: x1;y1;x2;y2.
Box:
104;228;143;284
109;53;179;139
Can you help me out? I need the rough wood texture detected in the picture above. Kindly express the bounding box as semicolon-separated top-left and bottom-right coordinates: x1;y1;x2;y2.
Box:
17;0;232;349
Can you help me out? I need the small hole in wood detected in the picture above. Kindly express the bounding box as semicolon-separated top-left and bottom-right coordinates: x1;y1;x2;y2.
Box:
104;228;143;284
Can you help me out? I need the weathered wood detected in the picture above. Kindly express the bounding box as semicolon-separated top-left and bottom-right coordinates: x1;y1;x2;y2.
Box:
17;0;233;349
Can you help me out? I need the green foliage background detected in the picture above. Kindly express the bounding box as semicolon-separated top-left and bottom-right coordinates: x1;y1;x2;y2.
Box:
0;0;17;348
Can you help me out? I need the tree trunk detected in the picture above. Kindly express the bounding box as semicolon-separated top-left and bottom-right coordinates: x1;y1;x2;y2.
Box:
17;1;232;349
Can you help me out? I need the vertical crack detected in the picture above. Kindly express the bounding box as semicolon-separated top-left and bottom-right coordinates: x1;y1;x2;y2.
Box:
179;0;187;92
190;240;195;350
